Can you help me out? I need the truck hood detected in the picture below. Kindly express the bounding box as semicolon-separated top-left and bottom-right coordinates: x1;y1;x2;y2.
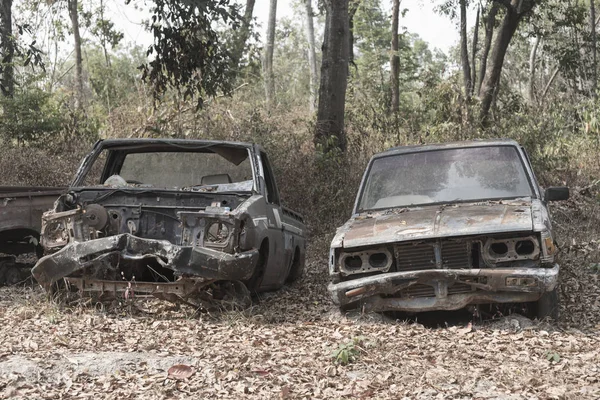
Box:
339;202;534;249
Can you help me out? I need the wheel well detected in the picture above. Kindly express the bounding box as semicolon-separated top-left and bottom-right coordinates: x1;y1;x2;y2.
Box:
259;239;269;259
0;228;41;256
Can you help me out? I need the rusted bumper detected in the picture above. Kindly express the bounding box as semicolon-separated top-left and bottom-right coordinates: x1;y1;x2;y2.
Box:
32;233;259;289
328;265;559;313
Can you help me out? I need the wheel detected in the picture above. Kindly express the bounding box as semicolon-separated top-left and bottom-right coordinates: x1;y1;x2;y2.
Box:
534;288;559;321
244;241;268;292
286;247;305;283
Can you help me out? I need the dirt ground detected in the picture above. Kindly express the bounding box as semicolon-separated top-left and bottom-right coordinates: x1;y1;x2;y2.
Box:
1;192;599;399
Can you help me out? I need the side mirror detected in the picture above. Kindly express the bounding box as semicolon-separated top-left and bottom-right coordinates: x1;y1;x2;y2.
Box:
545;187;570;201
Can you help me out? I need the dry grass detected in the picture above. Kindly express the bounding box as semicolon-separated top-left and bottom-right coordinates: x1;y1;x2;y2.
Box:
1;201;600;399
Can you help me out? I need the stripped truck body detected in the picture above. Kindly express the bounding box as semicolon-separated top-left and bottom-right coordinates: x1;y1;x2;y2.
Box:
0;187;65;285
32;139;306;306
328;140;569;318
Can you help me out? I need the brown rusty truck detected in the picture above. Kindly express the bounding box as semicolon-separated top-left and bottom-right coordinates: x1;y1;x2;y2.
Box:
328;140;569;319
0;186;65;285
32;138;306;308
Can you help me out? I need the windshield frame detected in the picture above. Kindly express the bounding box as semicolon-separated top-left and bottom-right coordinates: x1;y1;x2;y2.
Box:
354;144;538;214
70;141;259;193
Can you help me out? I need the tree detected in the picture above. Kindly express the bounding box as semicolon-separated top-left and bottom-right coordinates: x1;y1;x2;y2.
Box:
459;0;472;100
591;0;597;97
316;0;349;152
471;4;480;96
304;0;318;112
0;0;14;97
140;0;241;108
263;0;277;109
477;2;499;96
479;0;537;124
390;0;400;113
67;0;83;108
230;0;256;68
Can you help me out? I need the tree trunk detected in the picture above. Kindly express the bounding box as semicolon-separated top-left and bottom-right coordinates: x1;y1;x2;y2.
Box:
591;0;597;98
304;0;318;112
0;0;14;97
68;0;83;109
528;36;540;104
471;5;480;96
477;2;499;96
479;1;527;124
263;0;277;109
390;0;400;113
348;0;360;70
315;0;349;153
460;0;472;100
231;0;256;68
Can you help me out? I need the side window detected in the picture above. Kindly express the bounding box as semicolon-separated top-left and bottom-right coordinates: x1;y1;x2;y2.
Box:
260;152;280;204
81;149;108;186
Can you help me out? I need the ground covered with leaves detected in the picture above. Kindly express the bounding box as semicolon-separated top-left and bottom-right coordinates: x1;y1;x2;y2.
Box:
1;191;600;399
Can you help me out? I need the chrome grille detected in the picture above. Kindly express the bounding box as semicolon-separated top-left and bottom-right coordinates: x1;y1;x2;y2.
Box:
395;240;471;271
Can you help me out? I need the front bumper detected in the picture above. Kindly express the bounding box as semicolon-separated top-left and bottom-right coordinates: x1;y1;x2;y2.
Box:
32;233;259;290
328;265;559;313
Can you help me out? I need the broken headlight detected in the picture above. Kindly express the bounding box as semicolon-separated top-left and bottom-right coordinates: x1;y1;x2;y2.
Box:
42;219;69;248
204;221;232;247
483;236;540;265
339;248;393;276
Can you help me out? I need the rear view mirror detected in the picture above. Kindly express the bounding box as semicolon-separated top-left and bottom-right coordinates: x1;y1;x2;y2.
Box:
545;187;569;201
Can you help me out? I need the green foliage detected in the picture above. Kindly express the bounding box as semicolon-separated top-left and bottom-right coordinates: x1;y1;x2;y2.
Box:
0;87;65;142
331;336;370;365
139;0;242;108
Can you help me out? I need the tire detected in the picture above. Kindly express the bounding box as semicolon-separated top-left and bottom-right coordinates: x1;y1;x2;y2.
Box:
244;241;268;293
534;288;559;321
286;247;304;283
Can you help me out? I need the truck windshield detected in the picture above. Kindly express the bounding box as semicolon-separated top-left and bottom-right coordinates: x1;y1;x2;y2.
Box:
358;146;533;211
82;148;254;192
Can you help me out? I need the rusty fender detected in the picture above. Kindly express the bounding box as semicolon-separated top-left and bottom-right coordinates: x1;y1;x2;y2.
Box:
32;233;259;289
328;265;559;312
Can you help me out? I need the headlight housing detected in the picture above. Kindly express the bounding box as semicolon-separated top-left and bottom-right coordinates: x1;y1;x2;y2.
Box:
204;221;232;248
42;219;69;248
483;235;540;265
338;248;393;276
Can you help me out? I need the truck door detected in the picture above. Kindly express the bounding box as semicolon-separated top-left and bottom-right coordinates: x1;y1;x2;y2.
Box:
257;151;291;287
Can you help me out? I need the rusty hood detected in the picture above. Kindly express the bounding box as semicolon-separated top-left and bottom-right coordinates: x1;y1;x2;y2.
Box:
338;202;534;249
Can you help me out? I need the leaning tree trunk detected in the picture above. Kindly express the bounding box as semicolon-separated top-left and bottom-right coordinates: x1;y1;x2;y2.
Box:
459;0;472;100
68;0;83;109
479;1;528;124
477;2;499;96
348;0;360;69
528;36;541;104
231;0;256;68
263;0;277;109
304;0;318;112
0;0;14;97
315;0;349;153
390;0;400;114
591;0;597;98
471;5;480;97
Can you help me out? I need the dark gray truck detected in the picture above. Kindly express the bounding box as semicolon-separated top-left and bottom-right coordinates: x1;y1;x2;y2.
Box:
328;140;569;319
32;139;306;307
0;186;65;284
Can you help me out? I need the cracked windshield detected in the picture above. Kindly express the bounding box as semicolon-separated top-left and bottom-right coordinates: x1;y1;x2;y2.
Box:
359;146;533;210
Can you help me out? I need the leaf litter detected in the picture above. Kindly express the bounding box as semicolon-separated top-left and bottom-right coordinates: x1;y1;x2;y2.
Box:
0;189;599;399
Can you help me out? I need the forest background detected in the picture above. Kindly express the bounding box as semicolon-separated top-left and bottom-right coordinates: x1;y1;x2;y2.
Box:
0;0;599;237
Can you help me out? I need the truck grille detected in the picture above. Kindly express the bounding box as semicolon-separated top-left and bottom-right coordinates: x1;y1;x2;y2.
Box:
401;282;477;298
395;240;470;271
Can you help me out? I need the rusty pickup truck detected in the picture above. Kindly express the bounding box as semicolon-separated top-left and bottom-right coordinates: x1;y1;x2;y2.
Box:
0;186;65;285
328;140;569;319
32;139;306;307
